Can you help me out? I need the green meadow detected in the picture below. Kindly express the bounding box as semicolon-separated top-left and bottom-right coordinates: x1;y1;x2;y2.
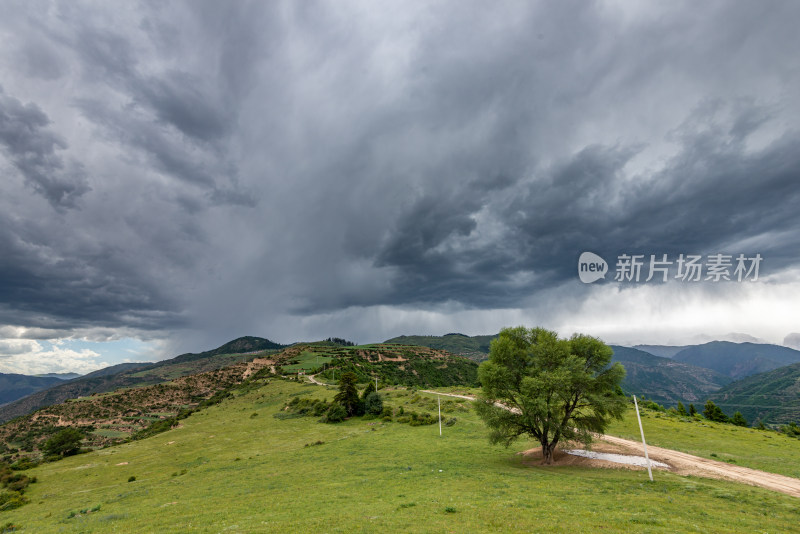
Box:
608;407;800;479
4;381;799;533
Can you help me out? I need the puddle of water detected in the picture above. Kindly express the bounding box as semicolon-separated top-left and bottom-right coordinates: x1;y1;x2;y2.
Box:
565;449;669;469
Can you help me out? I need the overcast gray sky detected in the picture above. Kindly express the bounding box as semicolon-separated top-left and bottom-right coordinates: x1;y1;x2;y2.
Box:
1;0;799;374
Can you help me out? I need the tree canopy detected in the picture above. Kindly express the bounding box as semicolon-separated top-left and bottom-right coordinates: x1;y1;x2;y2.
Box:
475;326;626;464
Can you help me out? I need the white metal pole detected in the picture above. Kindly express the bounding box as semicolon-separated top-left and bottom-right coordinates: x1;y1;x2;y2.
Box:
375;376;378;392
633;395;653;482
438;394;442;436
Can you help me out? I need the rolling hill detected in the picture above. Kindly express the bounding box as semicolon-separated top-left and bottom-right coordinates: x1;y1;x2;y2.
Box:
0;341;477;459
383;333;496;361
0;336;286;423
610;346;731;405
709;362;800;425
672;342;800;380
289;343;479;387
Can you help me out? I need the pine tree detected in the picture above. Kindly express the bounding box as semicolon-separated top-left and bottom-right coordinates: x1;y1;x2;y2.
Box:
677;402;687;416
333;372;362;416
731;411;747;427
703;400;729;423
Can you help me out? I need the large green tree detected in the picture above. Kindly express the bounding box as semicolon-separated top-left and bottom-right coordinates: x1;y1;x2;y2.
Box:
475;326;626;464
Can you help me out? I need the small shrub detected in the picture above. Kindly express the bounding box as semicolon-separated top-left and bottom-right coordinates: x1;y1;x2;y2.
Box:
445;506;457;513
127;476;136;482
409;412;436;426
9;458;37;471
0;492;28;511
365;392;383;415
43;428;84;457
779;422;800;438
322;404;347;423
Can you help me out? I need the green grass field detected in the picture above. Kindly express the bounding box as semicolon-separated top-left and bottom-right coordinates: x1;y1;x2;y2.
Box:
281;351;335;373
608;406;800;479
4;381;799;533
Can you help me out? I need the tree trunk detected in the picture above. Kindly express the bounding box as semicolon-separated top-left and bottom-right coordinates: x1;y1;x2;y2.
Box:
542;443;555;465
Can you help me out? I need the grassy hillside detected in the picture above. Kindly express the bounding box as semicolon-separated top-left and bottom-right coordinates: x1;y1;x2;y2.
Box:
610;346;731;405
708;362;800;425
673;341;800;380
0;360;274;461
383;334;496;361
0;337;284;423
0;343;475;464
3;380;799;532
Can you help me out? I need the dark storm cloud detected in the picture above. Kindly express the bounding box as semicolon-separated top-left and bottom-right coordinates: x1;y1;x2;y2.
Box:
0;211;182;332
0;87;90;209
375;99;800;307
64;15;254;205
0;0;799;353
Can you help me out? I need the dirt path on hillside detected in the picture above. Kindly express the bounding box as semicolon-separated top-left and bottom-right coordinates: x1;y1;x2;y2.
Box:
307;374;330;386
421;390;800;498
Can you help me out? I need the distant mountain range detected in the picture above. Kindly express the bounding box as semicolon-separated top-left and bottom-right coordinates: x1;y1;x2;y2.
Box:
34;372;82;380
0;374;68;406
632;345;688;358
709;362;800;425
671;342;800;380
609;346;732;405
0;336;285;423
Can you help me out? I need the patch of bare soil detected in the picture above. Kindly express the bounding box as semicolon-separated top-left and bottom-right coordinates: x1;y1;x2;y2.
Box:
519;441;666;471
377;353;407;362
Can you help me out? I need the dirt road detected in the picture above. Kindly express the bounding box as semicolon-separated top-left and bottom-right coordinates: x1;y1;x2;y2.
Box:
422;390;800;498
306;374;330;386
